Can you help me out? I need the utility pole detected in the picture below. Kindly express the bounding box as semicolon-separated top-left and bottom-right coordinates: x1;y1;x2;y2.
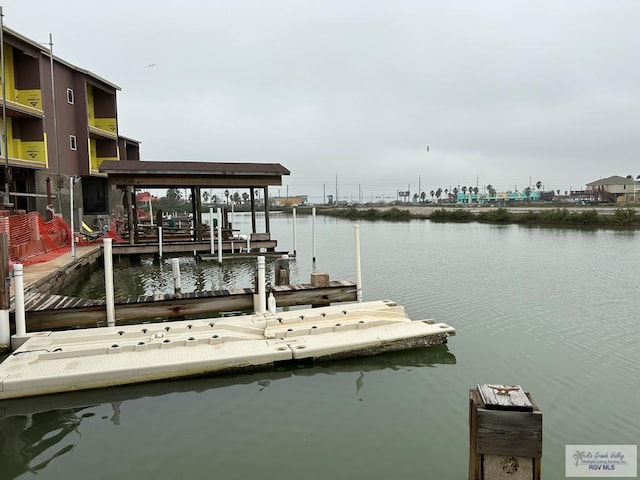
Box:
335;174;338;204
0;7;11;208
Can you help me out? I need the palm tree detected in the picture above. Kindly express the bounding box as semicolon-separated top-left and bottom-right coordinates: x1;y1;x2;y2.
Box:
420;191;426;203
536;180;542;190
435;188;442;202
486;184;496;197
430;190;435;201
242;192;249;204
202;191;210;204
232;192;241;205
524;186;532;202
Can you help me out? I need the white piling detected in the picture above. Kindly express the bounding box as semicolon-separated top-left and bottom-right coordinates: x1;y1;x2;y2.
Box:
0;310;8;349
354;225;362;303
217;207;223;263
13;264;26;335
158;226;163;259
103;238;116;327
312;207;316;262
255;255;266;314
209;208;215;255
171;258;181;294
292;208;297;256
247;234;251;253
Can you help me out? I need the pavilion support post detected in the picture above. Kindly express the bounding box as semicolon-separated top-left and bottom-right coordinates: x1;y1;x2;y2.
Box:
263;186;270;234
195;187;203;241
131;186;139;244
123;187;135;245
250;188;257;234
190;187;199;241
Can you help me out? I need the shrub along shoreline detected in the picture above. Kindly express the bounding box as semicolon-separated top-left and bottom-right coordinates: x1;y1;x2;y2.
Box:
292;206;640;227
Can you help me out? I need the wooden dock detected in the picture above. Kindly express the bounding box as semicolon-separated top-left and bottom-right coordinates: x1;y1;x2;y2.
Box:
14;281;358;331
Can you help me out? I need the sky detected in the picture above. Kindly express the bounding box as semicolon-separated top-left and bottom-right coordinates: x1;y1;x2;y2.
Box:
3;0;639;202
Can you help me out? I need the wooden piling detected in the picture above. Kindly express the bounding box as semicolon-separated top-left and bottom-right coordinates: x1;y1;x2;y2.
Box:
469;384;542;480
274;256;290;286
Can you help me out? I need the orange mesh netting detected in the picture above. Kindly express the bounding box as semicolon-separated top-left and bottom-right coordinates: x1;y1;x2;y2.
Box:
1;212;71;266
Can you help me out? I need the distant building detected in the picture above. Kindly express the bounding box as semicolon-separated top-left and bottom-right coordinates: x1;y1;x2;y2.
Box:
274;195;308;207
457;190;540;205
585;176;635;203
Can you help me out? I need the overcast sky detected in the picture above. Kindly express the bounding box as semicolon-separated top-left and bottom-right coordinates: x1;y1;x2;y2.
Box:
4;1;639;201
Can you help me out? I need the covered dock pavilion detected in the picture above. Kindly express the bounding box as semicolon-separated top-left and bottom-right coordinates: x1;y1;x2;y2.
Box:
98;160;290;256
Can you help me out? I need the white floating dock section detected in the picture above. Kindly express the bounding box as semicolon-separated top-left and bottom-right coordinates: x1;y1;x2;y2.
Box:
0;300;455;400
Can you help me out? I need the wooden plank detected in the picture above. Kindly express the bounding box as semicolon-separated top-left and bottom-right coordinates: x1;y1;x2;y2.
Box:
478;384;532;411
476;409;543;458
469;388;482;480
19;282;357;331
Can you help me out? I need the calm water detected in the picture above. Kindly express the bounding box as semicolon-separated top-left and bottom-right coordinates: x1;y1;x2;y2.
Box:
1;213;638;479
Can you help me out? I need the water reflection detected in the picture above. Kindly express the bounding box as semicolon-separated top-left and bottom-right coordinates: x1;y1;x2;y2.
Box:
61;255;285;299
0;345;455;478
1;408;84;478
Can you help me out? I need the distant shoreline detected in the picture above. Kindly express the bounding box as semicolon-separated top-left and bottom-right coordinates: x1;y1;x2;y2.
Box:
290;205;640;227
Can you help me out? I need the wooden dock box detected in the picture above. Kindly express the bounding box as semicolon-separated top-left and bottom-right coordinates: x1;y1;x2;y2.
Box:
469;384;542;480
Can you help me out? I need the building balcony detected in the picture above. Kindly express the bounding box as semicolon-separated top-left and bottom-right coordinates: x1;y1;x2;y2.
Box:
89;136;118;174
2;90;44;119
88;117;118;140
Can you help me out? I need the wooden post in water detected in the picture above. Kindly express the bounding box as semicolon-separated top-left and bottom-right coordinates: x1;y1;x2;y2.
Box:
469;384;542;480
274;255;290;286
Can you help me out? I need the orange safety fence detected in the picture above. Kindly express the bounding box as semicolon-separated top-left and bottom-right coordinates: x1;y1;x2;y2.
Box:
0;212;70;266
0;213;127;266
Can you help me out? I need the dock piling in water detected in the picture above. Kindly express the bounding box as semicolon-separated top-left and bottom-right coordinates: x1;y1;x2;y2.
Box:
103;238;116;327
13;263;26;335
0;233;10;350
171;258;182;294
292;207;297;256
354;225;362;303
469;384;542;480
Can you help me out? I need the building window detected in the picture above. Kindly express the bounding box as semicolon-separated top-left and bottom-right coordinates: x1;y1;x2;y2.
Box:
67;88;74;104
69;135;77;150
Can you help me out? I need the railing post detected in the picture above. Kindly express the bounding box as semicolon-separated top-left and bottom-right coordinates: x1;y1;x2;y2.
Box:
469;384;542;480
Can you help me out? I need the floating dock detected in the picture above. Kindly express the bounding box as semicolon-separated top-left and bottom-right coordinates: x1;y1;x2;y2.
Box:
0;300;455;400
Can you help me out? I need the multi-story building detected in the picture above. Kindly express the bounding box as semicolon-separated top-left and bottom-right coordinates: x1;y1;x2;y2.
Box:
1;25;139;221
